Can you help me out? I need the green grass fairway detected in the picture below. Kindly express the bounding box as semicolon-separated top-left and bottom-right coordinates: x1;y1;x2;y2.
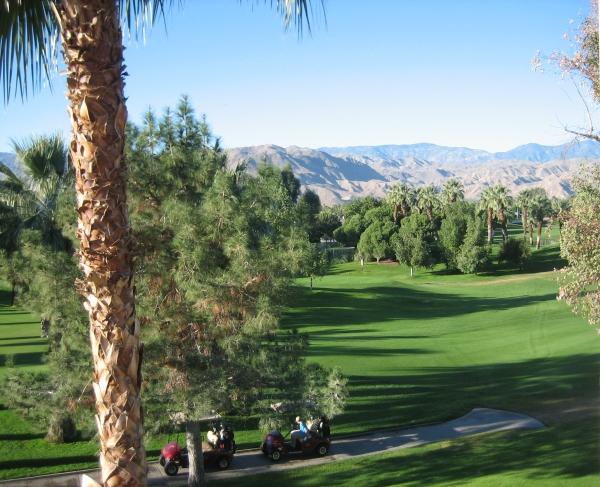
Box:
282;243;598;434
0;281;48;376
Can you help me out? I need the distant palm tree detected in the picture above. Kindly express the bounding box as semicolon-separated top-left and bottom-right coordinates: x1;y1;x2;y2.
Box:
1;2;324;487
516;189;533;242
416;185;439;241
551;196;570;231
441;178;464;205
386;183;413;223
491;185;512;242
530;191;552;249
478;186;496;244
0;133;70;252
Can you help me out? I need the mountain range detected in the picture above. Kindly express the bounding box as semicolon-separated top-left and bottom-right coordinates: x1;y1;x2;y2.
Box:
3;140;598;207
318;139;600;164
227;142;598;206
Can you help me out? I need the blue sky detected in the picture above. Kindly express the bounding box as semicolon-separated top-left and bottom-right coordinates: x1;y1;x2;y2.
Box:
0;0;595;153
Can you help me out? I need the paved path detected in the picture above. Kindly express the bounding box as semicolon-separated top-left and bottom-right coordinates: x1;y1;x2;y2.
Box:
2;408;545;487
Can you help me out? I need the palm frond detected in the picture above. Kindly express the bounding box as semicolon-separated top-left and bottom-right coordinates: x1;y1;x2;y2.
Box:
269;0;327;36
11;133;68;182
0;0;60;105
0;161;23;186
120;0;178;41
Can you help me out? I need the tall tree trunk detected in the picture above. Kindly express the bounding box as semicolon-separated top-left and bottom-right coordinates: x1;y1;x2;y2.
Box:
57;2;146;486
536;220;542;249
426;207;438;242
186;419;205;487
522;206;527;241
499;208;508;242
410;266;414;277
400;201;407;217
393;204;398;224
529;223;533;245
487;207;493;244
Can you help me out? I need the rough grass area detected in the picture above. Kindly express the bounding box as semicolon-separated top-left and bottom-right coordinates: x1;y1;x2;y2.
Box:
209;416;599;487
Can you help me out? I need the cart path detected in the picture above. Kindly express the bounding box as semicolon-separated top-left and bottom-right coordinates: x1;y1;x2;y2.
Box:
1;408;545;486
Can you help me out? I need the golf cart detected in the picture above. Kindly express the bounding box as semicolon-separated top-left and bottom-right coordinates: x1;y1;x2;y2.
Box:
260;417;331;461
159;423;236;475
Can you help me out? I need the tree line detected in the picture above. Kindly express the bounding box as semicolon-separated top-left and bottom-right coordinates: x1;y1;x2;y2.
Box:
326;179;570;275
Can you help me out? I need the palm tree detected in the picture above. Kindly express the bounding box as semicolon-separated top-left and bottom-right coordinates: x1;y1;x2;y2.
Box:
490;185;512;242
386;182;413;223
1;2;323;487
416;185;439;241
0;133;70;252
441;178;464;205
551;196;570;231
530;191;552;249
516;189;533;242
478;186;496;244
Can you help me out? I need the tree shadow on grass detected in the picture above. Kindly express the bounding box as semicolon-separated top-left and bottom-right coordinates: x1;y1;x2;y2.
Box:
0;339;46;347
0;351;47;366
0;432;46;441
0;335;41;341
0;455;98;472
0;289;12;307
284;285;555;328
335;354;599;434
0;321;39;325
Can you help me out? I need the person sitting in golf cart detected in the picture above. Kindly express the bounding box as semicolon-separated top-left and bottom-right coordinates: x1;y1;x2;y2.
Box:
290;416;310;448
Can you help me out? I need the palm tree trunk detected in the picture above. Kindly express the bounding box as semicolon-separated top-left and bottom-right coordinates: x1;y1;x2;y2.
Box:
57;2;146;486
522;206;527;241
529;223;533;245
400;201;407;217
426;207;438;242
487;207;493;244
186;419;205;487
536;220;542;249
499;209;508;242
393;204;398;224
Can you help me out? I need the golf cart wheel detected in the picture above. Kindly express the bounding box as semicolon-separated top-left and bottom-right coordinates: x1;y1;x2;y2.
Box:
164;461;179;476
158;455;166;466
217;457;231;470
316;444;329;457
269;449;282;462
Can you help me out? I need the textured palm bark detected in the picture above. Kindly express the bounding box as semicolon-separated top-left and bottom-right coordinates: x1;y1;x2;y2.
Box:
536;220;542;249
56;1;146;486
186;420;205;487
522;206;527;241
498;208;508;242
400;200;407;217
529;223;533;245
